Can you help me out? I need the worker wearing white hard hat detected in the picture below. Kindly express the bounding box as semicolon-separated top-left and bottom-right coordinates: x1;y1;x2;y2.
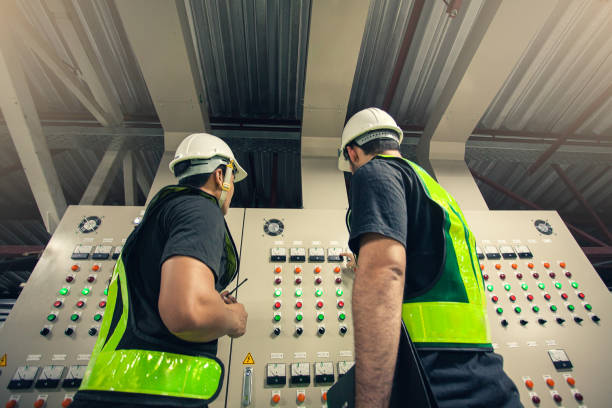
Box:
73;133;248;408
329;108;521;408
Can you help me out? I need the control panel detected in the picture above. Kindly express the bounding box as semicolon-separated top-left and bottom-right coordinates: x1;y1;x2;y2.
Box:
465;211;611;408
0;205;245;408
1;205;610;407
226;209;352;407
225;210;611;407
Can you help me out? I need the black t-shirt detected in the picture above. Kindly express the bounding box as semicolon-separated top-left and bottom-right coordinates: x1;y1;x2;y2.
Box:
123;193;227;354
72;192;227;408
347;156;521;407
348;156;445;298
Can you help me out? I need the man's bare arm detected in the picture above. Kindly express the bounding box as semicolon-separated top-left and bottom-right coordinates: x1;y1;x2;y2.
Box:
159;256;247;342
353;233;406;408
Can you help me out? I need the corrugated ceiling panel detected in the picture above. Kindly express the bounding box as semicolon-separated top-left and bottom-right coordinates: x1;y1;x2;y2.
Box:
14;0;155;117
348;0;485;127
480;0;612;138
189;0;310;120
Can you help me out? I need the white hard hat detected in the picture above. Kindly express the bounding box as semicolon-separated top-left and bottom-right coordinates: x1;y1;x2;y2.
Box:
169;133;247;182
338;107;403;172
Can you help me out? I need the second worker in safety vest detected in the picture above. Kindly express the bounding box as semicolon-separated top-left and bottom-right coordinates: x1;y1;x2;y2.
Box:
338;108;523;408
71;133;249;408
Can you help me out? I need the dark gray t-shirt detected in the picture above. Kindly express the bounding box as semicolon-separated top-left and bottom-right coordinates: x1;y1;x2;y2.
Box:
347;156;521;408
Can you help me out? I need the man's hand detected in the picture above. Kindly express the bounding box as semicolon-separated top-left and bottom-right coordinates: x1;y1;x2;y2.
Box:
340;252;357;276
220;290;237;304
226;302;248;338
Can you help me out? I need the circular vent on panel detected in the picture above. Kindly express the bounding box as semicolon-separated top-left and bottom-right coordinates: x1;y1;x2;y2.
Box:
78;216;102;233
264;219;284;236
534;219;553;235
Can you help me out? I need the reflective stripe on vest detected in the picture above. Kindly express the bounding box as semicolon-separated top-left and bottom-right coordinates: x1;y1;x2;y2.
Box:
351;155;491;348
80;257;224;400
79;185;236;401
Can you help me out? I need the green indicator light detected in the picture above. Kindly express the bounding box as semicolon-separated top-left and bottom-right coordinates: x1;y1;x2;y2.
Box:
296;313;303;322
81;288;90;296
550;305;557;312
274;289;282;297
315;289;323;297
532;306;540;313
504;284;511;291
295;289;302;297
514;307;521;314
336;288;343;296
70;313;79;321
571;282;579;289
486;285;494;292
585;304;592;311
554;282;562;289
59;288;69;295
339;313;346;321
273;314;281;322
496;307;503;315
47;314;56;321
317;313;324;321
521;284;528;291
567;304;575;311
93;314;102;321
104;288;108;296
538;283;545;290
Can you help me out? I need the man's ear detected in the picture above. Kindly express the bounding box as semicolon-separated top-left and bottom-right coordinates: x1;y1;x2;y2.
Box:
214;167;224;188
347;145;359;164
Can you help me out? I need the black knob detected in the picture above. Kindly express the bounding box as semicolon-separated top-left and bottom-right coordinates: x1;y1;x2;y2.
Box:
40;327;50;336
88;327;98;336
339;326;348;334
64;328;74;336
273;327;281;336
556;317;565;324
318;326;326;335
573;316;583;324
537;318;547;325
592;315;601;323
295;327;303;336
519;319;528;326
500;319;509;327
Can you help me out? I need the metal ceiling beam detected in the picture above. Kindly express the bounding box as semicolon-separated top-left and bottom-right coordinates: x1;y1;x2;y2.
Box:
133;152;152;199
299;0;370;210
4;1;115;127
79;137;126;205
527;82;612;174
115;0;210;150
382;0;425;111
0;24;67;233
551;164;612;244
122;151;136;206
300;0;371;157
0;246;44;257
470;169;610;248
416;0;556;211
47;0;123;126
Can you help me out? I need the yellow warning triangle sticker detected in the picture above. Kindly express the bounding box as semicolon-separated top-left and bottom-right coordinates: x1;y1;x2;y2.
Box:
0;354;6;367
242;352;255;365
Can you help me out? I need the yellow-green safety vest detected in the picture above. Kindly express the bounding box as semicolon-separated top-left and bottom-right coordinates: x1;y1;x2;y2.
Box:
348;155;492;349
79;185;239;401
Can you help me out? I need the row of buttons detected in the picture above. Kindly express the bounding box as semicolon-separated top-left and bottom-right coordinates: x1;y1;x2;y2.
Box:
5;396;73;408
270;389;328;405
524;375;583;404
274;265;343;274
